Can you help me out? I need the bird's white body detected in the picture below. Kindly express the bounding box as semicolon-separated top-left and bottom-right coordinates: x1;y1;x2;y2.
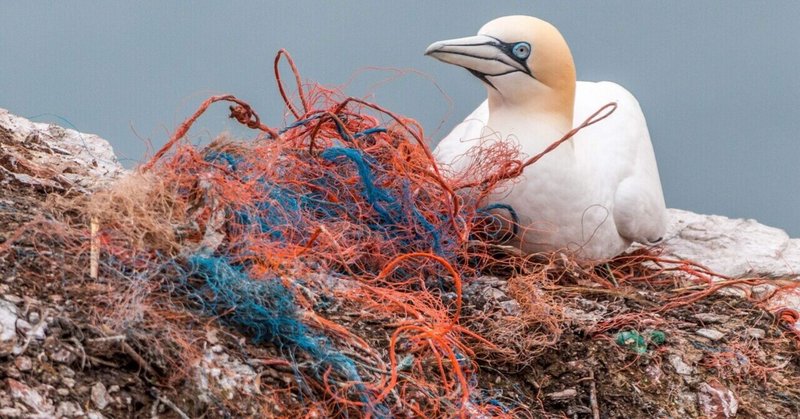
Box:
435;81;667;260
426;15;668;261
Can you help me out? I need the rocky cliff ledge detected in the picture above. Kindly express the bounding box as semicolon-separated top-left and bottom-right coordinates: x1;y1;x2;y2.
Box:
662;209;799;280
1;109;798;418
0;108;123;192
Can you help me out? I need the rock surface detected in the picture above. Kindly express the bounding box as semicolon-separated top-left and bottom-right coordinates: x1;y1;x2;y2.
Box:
0;299;19;356
660;208;800;279
0;108;124;192
698;381;739;419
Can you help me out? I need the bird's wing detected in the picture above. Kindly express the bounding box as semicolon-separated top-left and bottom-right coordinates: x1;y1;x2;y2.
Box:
433;99;489;176
574;81;668;243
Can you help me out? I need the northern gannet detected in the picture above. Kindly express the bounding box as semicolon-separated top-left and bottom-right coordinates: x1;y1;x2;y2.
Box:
426;15;667;261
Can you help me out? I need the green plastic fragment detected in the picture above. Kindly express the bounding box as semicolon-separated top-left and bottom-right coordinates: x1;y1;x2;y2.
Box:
648;330;667;345
615;330;648;354
614;330;667;354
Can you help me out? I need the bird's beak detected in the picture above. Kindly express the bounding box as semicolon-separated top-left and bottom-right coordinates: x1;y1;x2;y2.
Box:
425;35;527;77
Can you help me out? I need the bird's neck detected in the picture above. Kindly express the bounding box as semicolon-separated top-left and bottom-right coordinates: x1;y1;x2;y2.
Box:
487;89;575;155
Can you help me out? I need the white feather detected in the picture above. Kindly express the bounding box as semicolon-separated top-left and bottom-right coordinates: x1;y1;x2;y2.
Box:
434;81;667;260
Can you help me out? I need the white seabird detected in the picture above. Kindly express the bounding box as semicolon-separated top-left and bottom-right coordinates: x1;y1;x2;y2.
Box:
426;15;667;261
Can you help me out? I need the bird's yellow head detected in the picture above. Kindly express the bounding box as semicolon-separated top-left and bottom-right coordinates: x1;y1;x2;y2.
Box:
426;15;576;120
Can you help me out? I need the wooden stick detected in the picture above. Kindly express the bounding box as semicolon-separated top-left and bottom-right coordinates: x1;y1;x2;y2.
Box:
90;217;99;280
589;369;600;419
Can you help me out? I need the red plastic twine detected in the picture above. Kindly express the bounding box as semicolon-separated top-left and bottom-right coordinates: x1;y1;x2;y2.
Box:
141;95;280;171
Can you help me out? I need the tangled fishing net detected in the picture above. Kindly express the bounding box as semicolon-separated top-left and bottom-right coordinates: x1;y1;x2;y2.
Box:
6;50;799;417
54;50;546;417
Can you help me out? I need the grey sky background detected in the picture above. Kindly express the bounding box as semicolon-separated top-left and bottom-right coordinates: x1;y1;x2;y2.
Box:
2;2;799;236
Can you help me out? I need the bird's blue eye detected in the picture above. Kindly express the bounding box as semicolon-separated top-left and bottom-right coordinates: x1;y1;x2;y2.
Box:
512;42;531;60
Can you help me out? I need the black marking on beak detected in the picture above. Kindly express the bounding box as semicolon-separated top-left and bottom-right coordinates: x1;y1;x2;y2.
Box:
468;69;497;90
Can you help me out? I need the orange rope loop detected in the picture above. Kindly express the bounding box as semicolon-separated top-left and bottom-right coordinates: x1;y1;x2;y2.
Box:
274;48;310;119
